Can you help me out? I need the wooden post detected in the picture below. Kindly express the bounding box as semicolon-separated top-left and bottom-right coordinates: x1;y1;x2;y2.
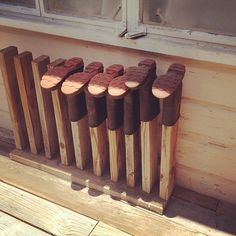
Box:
0;46;28;150
107;96;125;182
41;57;84;165
108;73;141;187
152;63;185;201
87;64;124;179
14;51;43;154
32;55;59;159
125;59;160;193
61;62;103;170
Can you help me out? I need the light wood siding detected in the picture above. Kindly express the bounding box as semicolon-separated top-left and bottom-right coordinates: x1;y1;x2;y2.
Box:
0;27;235;204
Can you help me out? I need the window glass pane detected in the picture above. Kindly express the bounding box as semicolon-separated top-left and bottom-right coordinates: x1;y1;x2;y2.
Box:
44;0;122;21
0;0;36;8
143;0;236;36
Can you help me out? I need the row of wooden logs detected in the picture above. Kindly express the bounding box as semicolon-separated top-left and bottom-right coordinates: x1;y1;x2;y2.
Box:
0;46;185;199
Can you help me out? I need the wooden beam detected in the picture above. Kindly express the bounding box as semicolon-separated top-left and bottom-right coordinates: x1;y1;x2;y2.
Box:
87;64;124;177
42;58;84;165
61;62;103;170
159;122;178;200
14;51;43;154
0;46;28;150
152;63;186;201
125;60;160;193
32;55;59;159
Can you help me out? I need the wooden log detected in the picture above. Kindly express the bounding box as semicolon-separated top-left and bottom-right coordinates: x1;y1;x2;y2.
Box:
61;62;103;170
87;64;124;178
124;90;141;187
41;58;84;165
152;63;185;201
14;51;43;154
32;55;59;159
125;59;160;193
0;46;28;150
108;74;141;187
107;94;125;182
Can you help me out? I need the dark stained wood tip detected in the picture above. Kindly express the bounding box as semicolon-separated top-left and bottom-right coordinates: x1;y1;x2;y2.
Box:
32;55;50;65
14;52;33;65
41;57;84;91
61;61;103;96
108;74;129;99
0;46;18;56
105;64;124;77
125;59;156;89
152;63;185;99
88;64;124;97
138;59;156;71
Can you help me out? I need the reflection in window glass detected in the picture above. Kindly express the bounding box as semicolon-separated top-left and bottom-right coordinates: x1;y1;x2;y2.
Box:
143;0;236;35
44;0;122;21
0;0;36;8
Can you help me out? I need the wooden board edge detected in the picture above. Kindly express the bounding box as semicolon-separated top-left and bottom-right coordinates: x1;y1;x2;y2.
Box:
9;149;165;215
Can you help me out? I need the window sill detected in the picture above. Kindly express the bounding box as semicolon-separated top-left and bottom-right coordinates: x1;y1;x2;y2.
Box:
1;14;236;67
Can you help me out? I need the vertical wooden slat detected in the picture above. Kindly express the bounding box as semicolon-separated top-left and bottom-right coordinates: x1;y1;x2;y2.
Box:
71;115;92;169
0;46;28;149
51;89;74;165
43;58;84;165
32;55;59;159
89;120;109;176
141;117;159;193
61;62;103;168
14;51;43;154
125;129;141;187
152;63;185;201
159;122;178;200
108;127;125;182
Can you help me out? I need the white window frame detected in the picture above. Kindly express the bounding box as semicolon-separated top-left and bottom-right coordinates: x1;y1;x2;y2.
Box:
38;0;127;31
0;0;236;66
137;0;236;47
0;1;40;16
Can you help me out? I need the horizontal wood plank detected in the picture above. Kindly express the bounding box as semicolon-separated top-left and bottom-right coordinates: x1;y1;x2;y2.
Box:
179;99;236;149
0;155;203;236
173;186;219;211
176;164;236;205
0;181;97;236
0;211;50;236
176;133;236;182
90;222;131;236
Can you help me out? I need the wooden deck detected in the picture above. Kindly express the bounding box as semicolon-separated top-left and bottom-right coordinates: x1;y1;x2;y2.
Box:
0;143;236;236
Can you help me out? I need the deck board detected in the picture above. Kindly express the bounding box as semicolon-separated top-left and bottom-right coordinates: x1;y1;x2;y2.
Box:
0;211;50;236
0;155;204;236
0;181;97;236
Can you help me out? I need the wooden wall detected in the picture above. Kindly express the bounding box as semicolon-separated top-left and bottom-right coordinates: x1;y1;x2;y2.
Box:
0;26;235;204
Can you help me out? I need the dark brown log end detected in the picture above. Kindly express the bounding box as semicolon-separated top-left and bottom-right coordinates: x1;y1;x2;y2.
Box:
152;63;185;99
41;57;84;91
108;74;129;99
61;61;103;96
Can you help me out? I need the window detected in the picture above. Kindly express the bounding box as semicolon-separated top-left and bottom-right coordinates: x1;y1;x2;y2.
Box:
142;0;236;36
43;0;122;21
0;0;236;66
0;0;39;15
0;0;36;8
